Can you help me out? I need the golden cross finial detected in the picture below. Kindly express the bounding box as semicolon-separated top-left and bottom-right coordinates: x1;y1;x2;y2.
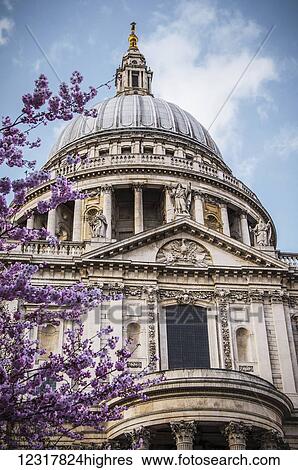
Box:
128;21;138;49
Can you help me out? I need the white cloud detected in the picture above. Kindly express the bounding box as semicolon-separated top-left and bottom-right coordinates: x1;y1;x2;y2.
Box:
0;17;14;46
267;125;298;158
3;0;13;11
141;0;278;182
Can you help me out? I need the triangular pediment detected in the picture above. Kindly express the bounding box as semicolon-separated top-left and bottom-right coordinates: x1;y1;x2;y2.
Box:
81;218;287;270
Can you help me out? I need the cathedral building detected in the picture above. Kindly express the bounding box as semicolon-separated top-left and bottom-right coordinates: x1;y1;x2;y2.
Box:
12;23;298;449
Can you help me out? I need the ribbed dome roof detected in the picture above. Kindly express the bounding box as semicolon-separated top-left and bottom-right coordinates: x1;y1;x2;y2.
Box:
49;95;221;158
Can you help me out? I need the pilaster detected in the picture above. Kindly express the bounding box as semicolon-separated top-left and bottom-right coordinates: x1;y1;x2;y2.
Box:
271;297;296;393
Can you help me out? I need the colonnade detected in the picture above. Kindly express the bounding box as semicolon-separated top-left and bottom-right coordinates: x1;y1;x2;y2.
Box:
124;421;286;450
26;184;252;246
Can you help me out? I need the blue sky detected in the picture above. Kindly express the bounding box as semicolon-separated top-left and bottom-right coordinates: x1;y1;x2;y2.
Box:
0;0;297;251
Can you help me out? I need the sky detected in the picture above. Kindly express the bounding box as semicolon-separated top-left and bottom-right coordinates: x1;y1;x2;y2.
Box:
0;0;297;251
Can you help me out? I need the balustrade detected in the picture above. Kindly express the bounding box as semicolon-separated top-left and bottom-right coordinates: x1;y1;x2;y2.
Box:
35;153;261;205
20;241;85;257
279;253;298;268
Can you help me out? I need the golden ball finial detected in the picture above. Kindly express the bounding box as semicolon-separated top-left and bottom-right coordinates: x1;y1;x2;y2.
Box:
128;21;138;49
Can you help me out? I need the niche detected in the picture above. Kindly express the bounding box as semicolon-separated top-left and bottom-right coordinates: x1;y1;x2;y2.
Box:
127;322;141;357
236;327;252;363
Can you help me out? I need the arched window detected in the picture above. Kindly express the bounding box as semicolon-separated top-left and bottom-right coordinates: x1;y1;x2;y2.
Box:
236;327;251;362
127;322;141;356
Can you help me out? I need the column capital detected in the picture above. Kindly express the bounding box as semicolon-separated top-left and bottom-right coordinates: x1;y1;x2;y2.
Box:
219;197;229;207
170;421;197;450
132;182;144;192
126;426;151;450
193;190;204;200
258;429;288;450
240;211;248;219
101;184;113;194
224;421;250;450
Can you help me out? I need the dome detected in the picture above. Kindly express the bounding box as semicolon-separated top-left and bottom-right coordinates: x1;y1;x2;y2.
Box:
49;95;222;158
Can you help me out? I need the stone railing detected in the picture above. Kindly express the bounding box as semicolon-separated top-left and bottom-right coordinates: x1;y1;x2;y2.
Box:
20;241;86;257
53;153;259;202
279;253;298;268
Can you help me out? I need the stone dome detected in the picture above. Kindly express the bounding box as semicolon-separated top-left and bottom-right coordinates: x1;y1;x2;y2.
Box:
49;95;222;158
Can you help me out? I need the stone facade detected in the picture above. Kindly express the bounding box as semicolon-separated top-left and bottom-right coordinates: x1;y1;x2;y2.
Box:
5;24;298;449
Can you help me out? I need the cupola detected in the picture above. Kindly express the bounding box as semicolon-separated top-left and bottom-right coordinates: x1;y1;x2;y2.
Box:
115;22;153;96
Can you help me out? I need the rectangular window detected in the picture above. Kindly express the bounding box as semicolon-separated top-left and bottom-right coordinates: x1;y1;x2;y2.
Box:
132;72;139;88
166;305;210;369
98;148;108;156
121;146;132;154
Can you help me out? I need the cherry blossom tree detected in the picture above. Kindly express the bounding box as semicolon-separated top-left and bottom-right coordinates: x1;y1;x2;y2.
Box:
0;73;160;449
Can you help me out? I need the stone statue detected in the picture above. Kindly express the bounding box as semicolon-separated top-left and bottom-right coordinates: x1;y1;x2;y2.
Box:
56;224;69;241
252;218;272;246
170;183;192;216
88;209;108;238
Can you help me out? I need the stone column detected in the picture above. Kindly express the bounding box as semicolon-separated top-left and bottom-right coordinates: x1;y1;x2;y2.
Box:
224;422;250;450
259;430;288;450
134;183;144;234
164;186;174;223
72;198;82;241
171;421;197;450
127;427;151;450
220;203;230;236
102;185;112;239
26;213;34;230
194;191;204;224
240;212;251;245
46;208;56;235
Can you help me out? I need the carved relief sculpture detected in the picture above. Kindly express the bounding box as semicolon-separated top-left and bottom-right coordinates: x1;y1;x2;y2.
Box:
156;239;212;267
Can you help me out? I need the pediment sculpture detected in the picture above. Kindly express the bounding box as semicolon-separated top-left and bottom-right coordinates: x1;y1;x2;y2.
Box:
156;238;212;267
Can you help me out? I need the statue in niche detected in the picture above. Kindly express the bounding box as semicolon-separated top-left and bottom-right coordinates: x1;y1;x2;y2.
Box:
88;209;107;238
56;224;70;241
170;183;192;216
251;218;272;246
56;208;71;241
156;238;212;267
